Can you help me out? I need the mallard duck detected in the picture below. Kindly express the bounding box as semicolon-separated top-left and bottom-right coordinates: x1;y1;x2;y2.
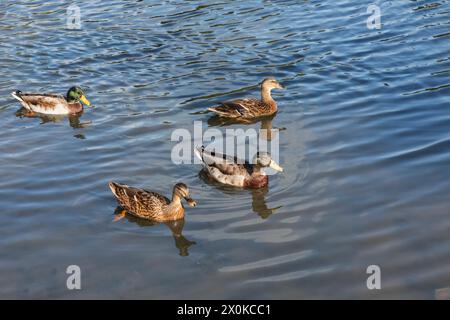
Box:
194;146;283;188
207;77;285;119
11;86;91;115
109;182;197;222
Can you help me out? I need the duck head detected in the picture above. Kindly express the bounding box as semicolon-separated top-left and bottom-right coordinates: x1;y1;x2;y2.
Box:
66;86;91;106
173;183;197;207
261;77;285;91
254;152;283;172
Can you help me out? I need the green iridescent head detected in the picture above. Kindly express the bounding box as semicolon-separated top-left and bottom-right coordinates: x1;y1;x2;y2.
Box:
66;86;91;106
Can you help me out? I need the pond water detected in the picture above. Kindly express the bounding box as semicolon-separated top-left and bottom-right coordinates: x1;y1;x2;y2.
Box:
0;0;449;299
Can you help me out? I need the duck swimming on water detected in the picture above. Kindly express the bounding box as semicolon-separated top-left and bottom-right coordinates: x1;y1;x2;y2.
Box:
194;146;283;189
109;182;197;222
207;77;285;119
11;86;91;115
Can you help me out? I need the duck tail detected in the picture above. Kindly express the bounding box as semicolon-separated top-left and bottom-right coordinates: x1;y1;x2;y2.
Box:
11;90;23;102
194;145;205;163
11;90;32;110
207;106;228;117
108;181;122;197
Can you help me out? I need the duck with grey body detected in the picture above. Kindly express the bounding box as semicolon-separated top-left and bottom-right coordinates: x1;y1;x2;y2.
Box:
194;146;283;189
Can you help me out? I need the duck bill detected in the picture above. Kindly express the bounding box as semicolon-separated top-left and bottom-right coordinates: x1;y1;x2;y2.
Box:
269;160;283;172
185;197;197;207
278;83;286;90
80;95;91;106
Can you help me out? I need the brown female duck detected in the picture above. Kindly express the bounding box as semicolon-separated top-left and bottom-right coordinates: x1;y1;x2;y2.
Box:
207;77;285;119
109;182;197;222
194;146;283;188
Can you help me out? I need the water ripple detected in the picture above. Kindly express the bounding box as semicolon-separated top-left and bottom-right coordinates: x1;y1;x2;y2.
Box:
0;0;449;299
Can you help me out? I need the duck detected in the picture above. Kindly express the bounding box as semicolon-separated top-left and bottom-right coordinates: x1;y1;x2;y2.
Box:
109;182;197;222
194;146;283;188
11;86;91;115
207;77;285;119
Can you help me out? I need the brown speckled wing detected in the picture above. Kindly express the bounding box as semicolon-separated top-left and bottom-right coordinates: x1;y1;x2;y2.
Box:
211;98;274;118
17;93;70;113
213;162;252;177
217;98;258;117
19;93;65;105
110;182;170;220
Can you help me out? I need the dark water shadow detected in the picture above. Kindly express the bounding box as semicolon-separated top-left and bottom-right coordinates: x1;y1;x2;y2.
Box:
113;207;196;257
15;107;91;139
207;114;286;141
198;170;282;219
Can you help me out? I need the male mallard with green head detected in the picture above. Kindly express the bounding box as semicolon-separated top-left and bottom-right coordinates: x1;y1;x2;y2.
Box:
194;146;283;188
11;86;91;115
208;77;285;119
109;182;197;222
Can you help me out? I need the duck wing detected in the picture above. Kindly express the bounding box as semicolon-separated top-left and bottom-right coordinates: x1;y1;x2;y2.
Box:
194;146;253;176
11;91;70;114
109;182;170;219
208;98;262;118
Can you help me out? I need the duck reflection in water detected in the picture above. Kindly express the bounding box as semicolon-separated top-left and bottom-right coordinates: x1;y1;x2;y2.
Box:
207;114;284;141
15;107;91;130
113;207;196;257
250;186;282;219
199;171;282;219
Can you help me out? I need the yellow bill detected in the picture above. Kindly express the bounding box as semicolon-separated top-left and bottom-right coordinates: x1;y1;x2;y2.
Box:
80;95;91;106
269;160;283;172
